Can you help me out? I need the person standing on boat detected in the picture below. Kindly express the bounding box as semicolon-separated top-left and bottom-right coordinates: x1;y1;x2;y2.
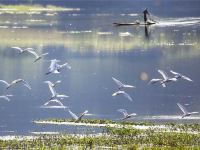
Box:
143;8;150;24
143;8;156;24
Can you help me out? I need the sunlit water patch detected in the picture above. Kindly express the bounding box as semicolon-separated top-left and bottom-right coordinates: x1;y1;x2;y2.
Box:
97;32;113;35
118;32;133;37
120;13;138;17
155;17;200;27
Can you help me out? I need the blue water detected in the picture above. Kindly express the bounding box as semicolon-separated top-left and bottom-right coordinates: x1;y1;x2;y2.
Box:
0;0;200;135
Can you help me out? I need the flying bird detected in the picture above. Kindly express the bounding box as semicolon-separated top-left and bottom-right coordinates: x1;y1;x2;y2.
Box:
177;103;198;118
149;70;177;87
0;95;13;101
44;81;69;100
112;77;135;90
112;90;133;101
0;79;31;90
46;59;71;75
43;80;61;87
26;50;48;62
118;109;137;120
46;59;60;74
44;99;64;106
42;99;68;109
11;47;35;54
68;109;88;122
170;70;193;82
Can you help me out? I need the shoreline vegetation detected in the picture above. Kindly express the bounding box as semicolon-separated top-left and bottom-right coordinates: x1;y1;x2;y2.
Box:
0;4;80;14
34;118;200;133
0;119;199;149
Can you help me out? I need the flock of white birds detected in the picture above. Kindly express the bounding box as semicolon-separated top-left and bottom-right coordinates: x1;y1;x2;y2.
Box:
0;47;87;122
0;46;198;121
112;69;197;119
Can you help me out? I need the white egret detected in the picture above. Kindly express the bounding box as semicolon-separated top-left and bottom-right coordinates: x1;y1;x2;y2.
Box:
0;79;31;90
44;81;69;100
118;109;137;120
68;109;88;122
112;91;133;101
46;59;71;75
26;50;48;62
149;70;177;87
170;70;193;82
112;77;135;90
177;103;198;118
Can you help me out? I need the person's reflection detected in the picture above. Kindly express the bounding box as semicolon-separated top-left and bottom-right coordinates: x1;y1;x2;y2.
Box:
144;25;150;40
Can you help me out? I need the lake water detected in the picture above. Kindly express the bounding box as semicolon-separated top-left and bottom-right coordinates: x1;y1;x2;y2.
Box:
0;0;200;135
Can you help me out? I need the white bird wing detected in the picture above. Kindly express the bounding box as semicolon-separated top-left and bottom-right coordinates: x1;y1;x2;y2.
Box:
44;99;64;106
48;60;58;72
190;112;199;115
24;48;34;51
112;91;121;96
44;81;54;86
11;47;23;52
60;62;71;69
68;109;78;120
112;91;117;96
27;50;39;58
21;80;31;90
170;70;180;75
57;94;69;98
181;75;193;82
7;79;21;88
78;110;88;119
158;70;168;80
49;85;57;97
177;103;188;114
122;92;133;101
82;110;88;115
168;78;177;81
0;96;10;101
129;113;137;116
112;77;123;88
0;80;10;87
149;79;162;84
118;109;128;117
170;70;192;81
55;80;61;85
44;101;51;106
41;53;48;57
123;84;135;88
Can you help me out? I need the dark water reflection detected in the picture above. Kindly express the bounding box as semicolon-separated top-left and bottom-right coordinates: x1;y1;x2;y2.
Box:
0;0;200;135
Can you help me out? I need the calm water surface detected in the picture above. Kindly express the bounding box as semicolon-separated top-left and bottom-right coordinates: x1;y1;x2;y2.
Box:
0;0;200;135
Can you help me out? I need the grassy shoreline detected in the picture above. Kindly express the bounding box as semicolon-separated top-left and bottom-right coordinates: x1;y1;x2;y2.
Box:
0;119;199;149
35;118;200;132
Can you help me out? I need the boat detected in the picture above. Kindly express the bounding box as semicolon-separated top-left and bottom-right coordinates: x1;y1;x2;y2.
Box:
113;21;156;26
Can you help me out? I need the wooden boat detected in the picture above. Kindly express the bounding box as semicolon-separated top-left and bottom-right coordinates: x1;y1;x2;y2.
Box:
113;21;156;26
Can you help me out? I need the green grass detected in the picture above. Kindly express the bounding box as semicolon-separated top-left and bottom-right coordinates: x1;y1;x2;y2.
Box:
0;128;199;149
27;118;200;148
